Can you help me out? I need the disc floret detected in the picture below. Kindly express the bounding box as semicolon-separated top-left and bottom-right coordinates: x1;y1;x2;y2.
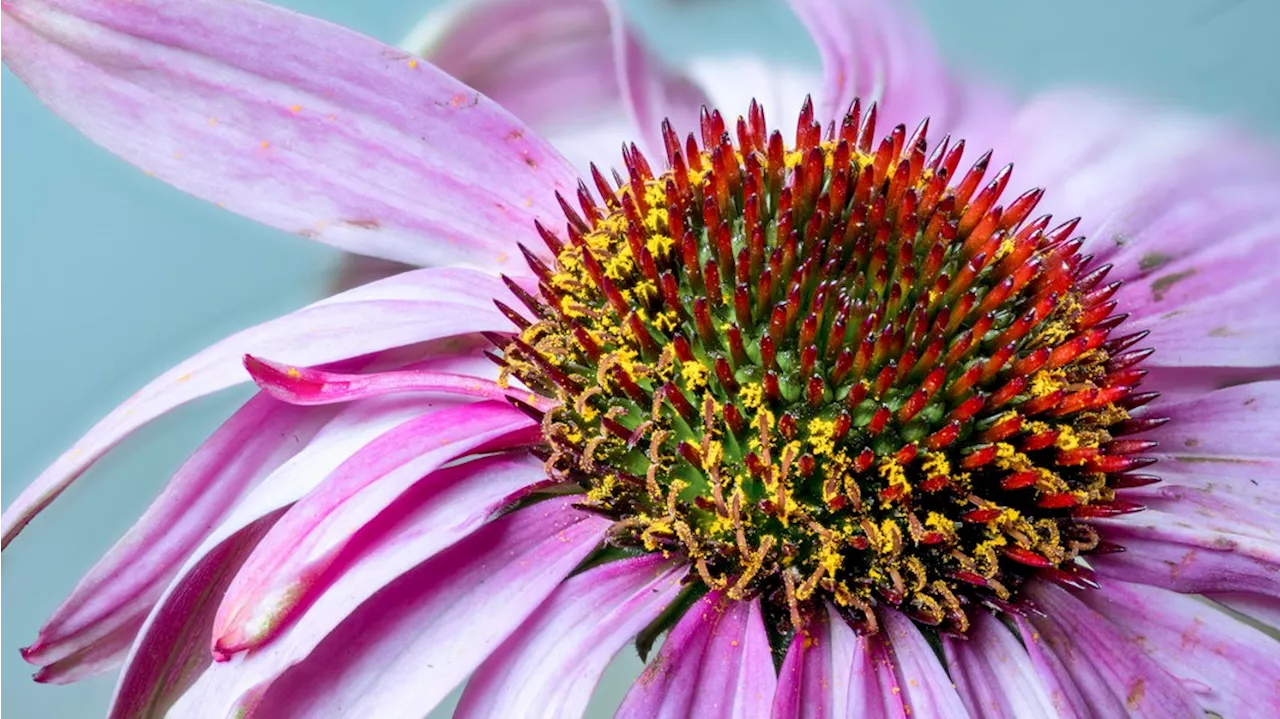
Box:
497;97;1159;636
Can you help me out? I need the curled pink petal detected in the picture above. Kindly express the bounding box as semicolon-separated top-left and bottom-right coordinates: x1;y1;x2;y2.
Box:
1;266;511;549
1018;582;1201;717
458;555;687;718
242;499;610;718
0;0;577;267
22;393;332;678
243;354;549;409
211;401;538;655
169;452;546;717
108;512;282;719
615;592;776;719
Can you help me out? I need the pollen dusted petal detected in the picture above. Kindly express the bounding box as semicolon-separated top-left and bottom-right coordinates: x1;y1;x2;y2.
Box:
1017;582;1202;717
878;609;970;718
771;607;864;719
616;593;777;719
1079;579;1280;717
211;401;538;655
942;612;1060;718
1;267;513;549
457;555;687;719
169;452;545;717
21;394;333;679
0;0;579;267
240;500;610;719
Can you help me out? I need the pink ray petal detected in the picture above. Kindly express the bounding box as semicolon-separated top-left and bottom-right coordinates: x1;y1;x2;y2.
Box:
1081;579;1280;717
784;0;1011;148
240;499;610;719
1017;582;1202;717
773;607;899;718
22;393;333;677
1206;592;1280;628
942;612;1064;718
457;555;686;718
1;266;511;549
31;613;147;685
615;592;776;719
407;0;706;176
108;512;282;719
211;401;538;654
243;354;548;409
0;0;578;268
168;451;546;717
877;609;969;718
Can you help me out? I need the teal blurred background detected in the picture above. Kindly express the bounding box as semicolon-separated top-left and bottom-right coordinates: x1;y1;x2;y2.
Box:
3;0;1278;716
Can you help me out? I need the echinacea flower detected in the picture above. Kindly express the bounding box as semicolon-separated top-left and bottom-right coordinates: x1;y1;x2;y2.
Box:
5;0;1280;717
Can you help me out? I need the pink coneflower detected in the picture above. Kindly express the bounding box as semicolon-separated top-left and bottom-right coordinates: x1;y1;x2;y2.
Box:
5;0;1279;716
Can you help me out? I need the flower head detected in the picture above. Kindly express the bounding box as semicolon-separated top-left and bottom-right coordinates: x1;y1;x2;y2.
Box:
4;0;1279;717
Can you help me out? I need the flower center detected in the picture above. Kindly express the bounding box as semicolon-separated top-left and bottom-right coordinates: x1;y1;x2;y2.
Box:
497;99;1159;636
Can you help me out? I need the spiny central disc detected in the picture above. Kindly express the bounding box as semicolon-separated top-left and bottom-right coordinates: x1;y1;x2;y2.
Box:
499;99;1158;637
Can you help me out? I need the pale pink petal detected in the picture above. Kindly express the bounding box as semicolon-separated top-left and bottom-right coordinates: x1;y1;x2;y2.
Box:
406;0;700;176
877;609;969;718
942;612;1066;718
1;0;578;267
243;499;610;718
773;607;895;719
1;266;511;549
1017;582;1201;717
107;513;281;719
1090;383;1280;598
999;90;1280;368
603;0;707;159
685;54;820;124
22;394;334;678
1081;579;1280;716
212;401;538;654
31;614;146;685
615;593;776;719
243;354;547;408
785;0;1011;148
458;555;686;718
1207;592;1280;628
169;452;545;717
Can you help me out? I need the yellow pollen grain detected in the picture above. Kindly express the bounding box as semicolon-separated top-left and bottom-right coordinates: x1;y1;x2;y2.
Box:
739;382;764;410
289;104;302;113
681;362;709;392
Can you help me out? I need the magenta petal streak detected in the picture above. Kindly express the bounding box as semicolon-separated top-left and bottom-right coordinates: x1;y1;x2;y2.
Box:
211;401;538;654
242;500;610;719
615;592;777;719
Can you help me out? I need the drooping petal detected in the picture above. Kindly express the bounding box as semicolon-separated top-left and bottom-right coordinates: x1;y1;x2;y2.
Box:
108;512;281;719
1080;579;1280;717
242;499;610;719
615;593;776;719
457;555;686;718
405;0;706;175
1;266;511;549
0;0;578;267
211;401;538;654
942;612;1065;718
877;609;970;718
103;391;461;715
1017;582;1201;717
784;0;1011;147
22;394;333;678
168;452;546;717
31;614;146;685
243;354;547;408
